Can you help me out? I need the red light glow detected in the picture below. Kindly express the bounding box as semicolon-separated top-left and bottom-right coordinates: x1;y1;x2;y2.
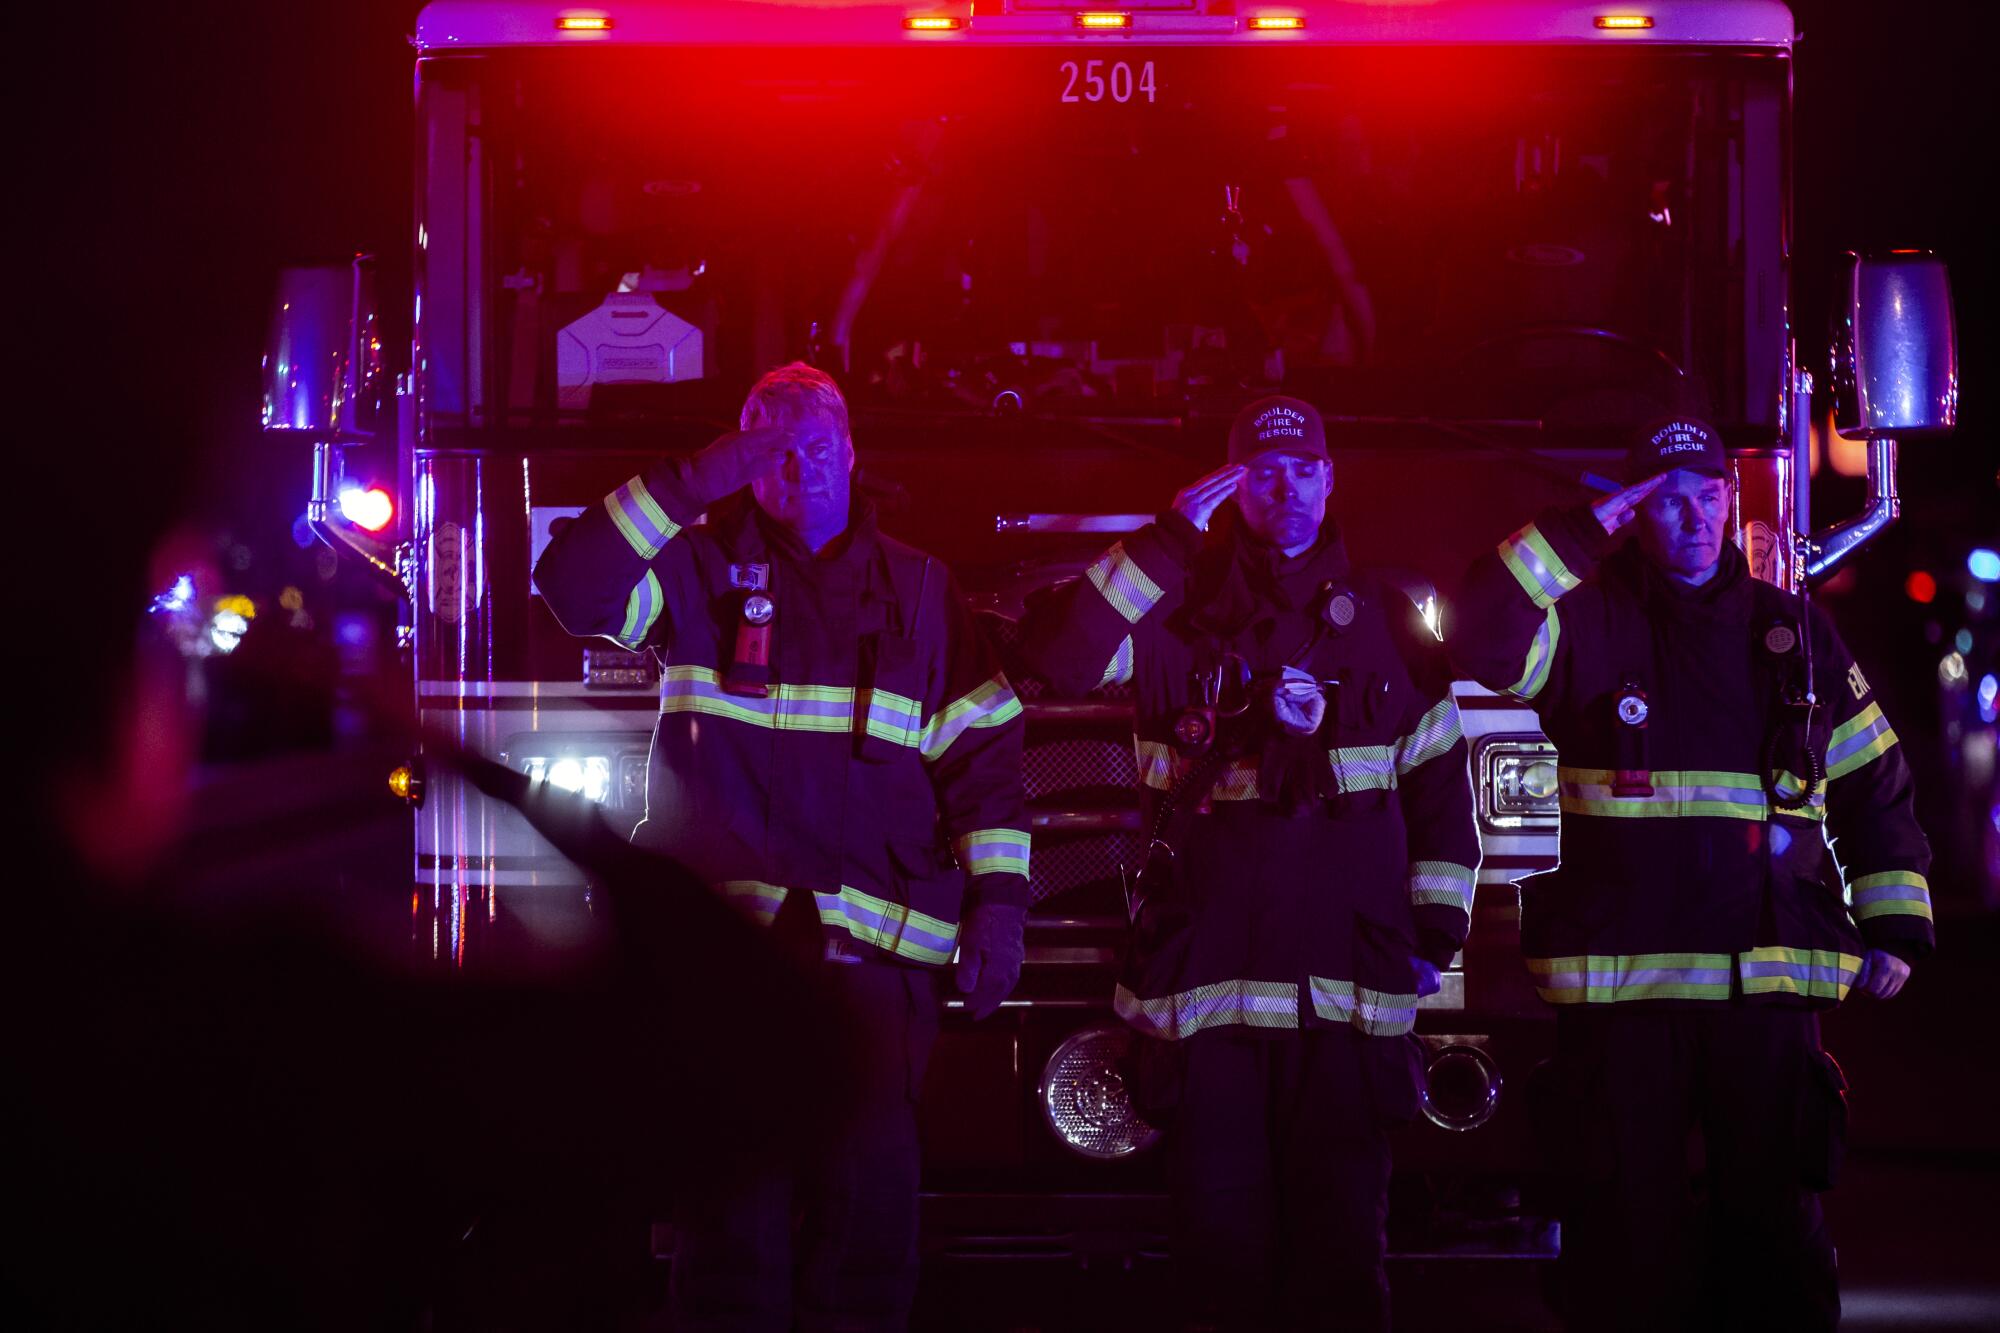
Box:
903;16;965;31
1905;571;1938;604
1593;15;1654;30
1248;16;1306;31
1075;12;1133;29
555;15;613;32
340;486;396;533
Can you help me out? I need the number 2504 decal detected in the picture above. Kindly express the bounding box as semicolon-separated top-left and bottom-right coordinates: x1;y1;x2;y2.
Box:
1058;59;1158;104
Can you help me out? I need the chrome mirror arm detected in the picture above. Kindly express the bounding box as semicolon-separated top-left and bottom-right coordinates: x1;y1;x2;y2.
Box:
1803;437;1898;583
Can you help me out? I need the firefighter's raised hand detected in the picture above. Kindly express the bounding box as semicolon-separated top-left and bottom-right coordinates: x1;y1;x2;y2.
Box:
1591;473;1668;536
1173;464;1248;532
683;425;793;506
954;903;1027;1020
1270;665;1327;736
1854;948;1912;1001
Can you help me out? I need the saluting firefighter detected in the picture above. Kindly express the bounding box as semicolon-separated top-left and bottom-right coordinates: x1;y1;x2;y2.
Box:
1450;417;1933;1331
1021;397;1479;1332
535;363;1030;1332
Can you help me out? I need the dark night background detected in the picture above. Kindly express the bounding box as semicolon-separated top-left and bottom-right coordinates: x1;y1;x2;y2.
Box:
18;2;1998;1327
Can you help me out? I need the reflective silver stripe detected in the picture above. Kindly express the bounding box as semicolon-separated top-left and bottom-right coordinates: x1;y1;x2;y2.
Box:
920;673;1023;762
1826;702;1898;780
1408;860;1476;913
1395;697;1464;775
1114;979;1298;1039
813;886;959;965
1556;768;1822;821
1308;978;1419;1036
1508;605;1560;701
955;828;1031;878
1328;744;1398;793
717;880;787;924
1085;543;1166;624
605;475;679;559
1497;522;1579;609
1848;870;1933;922
1739;947;1861;999
1098;635;1135;687
1527;952;1735;1003
616;569;664;648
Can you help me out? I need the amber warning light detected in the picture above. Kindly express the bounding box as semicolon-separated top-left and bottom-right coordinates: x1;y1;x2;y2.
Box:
555;14;613;31
903;15;966;30
1075;12;1133;29
1247;15;1305;30
1593;15;1655;29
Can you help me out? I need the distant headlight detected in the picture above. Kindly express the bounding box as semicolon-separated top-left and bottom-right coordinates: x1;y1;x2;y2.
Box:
1039;1024;1162;1160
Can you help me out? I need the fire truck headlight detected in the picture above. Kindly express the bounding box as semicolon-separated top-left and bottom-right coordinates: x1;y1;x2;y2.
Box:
1420;1039;1503;1132
1039;1024;1162;1160
1476;736;1561;833
529;754;614;804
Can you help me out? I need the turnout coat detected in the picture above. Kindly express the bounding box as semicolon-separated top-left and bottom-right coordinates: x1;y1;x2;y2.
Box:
1022;510;1480;1044
1450;503;1933;1008
535;463;1030;966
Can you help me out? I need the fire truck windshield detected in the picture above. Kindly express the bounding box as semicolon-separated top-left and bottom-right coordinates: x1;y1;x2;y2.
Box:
429;44;1784;440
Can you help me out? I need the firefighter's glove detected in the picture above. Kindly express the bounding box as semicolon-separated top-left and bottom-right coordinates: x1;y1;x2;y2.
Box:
1414;960;1443;1000
1269;666;1327;737
1854;948;1912;1001
954;903;1027;1021
681;425;792;506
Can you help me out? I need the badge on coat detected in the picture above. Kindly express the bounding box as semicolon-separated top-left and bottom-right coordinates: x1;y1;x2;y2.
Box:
1763;621;1798;656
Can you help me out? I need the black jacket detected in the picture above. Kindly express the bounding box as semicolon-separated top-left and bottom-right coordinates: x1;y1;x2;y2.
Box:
1021;510;1479;1041
1450;503;1933;1008
535;463;1029;967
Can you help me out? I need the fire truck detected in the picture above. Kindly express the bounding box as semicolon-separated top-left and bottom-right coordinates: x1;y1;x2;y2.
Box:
261;0;1956;1289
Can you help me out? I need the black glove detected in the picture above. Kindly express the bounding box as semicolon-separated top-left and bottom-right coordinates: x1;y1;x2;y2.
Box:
953;904;1027;1020
679;426;791;507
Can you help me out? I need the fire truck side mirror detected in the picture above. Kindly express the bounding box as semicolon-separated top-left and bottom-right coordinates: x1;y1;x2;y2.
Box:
1830;250;1957;440
261;255;383;438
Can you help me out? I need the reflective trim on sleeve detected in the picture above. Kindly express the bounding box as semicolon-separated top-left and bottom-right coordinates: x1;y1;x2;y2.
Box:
1826;702;1900;781
858;687;925;750
1847;870;1934;923
1527;952;1735;1003
1309;977;1420;1036
814;886;959;966
1408;860;1476;913
605;475;680;560
1114;979;1298;1040
1508;605;1561;701
1085;543;1167;624
920;673;1024;762
1557;767;1824;822
615;569;665;649
1098;635;1135;688
1739;946;1861;1001
955;828;1031;879
716;880;788;925
1497;522;1581;609
1395;697;1464;775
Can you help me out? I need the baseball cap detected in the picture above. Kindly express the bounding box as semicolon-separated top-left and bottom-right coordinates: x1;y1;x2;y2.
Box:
1227;395;1329;467
1625;415;1727;485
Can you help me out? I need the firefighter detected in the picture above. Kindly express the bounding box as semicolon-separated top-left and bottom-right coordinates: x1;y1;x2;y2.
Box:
1020;397;1479;1331
1449;417;1934;1331
534;363;1030;1332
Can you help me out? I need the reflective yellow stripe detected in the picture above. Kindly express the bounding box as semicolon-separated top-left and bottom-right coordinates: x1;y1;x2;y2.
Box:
1848;870;1933;922
1508;605;1560;700
1135;740;1264;801
955;828;1031;878
813;886;959;965
605;475;680;559
858;687;925;749
1558;767;1824;822
1327;744;1398;793
1497;522;1580;609
1826;702;1899;781
616;569;665;648
1115;979;1298;1039
1409;860;1476;913
1309;978;1420;1036
1528;952;1736;1003
660;666;855;732
1395;697;1464;775
920;673;1023;762
716;879;788;925
1086;543;1166;624
1739;946;1861;1000
1099;635;1135;688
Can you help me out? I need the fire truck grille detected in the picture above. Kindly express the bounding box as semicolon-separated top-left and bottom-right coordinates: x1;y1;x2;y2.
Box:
1024;737;1138;799
1030;831;1145;907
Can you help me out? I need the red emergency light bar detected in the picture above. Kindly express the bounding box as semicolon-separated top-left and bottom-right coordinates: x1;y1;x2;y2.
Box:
902;15;966;30
555;14;612;31
1594;15;1655;29
1074;12;1132;29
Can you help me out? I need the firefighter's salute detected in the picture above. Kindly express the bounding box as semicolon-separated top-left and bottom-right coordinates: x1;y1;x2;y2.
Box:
539;379;1927;1331
1452;416;1931;1332
537;364;1031;1330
